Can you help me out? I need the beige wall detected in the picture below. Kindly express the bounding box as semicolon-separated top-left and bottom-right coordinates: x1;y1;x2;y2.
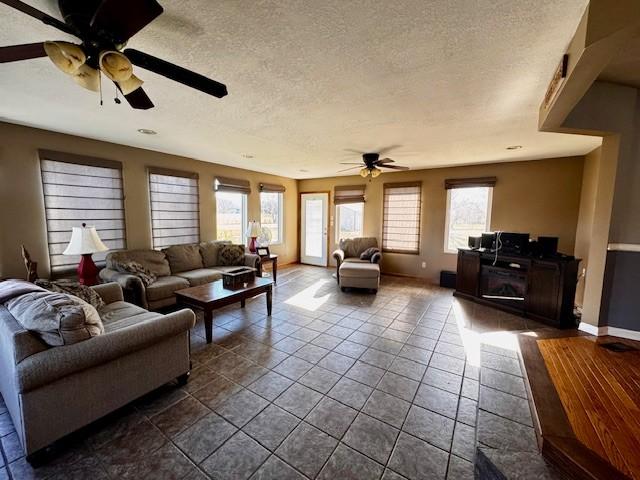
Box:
299;156;585;283
0;122;298;279
573;146;601;307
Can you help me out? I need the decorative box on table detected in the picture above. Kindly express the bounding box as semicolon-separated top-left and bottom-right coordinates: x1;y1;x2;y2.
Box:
222;267;256;289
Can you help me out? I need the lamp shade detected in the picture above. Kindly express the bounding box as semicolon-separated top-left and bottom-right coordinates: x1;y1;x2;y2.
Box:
63;225;109;255
248;221;262;237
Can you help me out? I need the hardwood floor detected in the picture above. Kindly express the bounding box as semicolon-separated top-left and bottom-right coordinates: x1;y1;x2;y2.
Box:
538;336;640;480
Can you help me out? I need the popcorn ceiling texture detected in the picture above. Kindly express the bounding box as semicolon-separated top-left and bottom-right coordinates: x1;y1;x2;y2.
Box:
0;0;598;178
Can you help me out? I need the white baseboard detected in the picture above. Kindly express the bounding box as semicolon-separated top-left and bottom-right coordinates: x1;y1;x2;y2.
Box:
579;322;640;341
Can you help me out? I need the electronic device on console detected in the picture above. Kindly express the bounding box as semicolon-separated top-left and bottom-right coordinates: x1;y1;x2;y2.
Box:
498;232;530;255
481;232;496;250
468;236;482;249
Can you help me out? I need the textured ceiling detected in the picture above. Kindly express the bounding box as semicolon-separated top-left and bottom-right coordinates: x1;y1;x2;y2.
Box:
0;0;600;178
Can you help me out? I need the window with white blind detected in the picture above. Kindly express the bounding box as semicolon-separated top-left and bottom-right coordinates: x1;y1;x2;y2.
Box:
382;182;422;254
149;168;200;248
39;150;126;273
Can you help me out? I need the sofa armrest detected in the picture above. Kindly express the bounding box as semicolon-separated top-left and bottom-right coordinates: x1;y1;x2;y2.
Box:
16;309;196;393
245;253;261;270
333;249;345;264
99;269;147;308
371;252;382;264
91;282;124;304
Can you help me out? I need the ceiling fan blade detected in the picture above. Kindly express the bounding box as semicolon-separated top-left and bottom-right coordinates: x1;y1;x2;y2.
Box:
379;164;409;170
337;166;363;173
91;0;163;43
124;49;228;98
344;148;365;155
339;162;364;165
377;157;395;164
119;85;154;110
377;144;402;156
0;0;77;35
0;42;45;63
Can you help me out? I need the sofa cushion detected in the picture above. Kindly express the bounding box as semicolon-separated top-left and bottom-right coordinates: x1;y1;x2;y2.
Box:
106;250;171;277
0;305;48;363
340;237;378;258
4;291;104;347
200;240;231;267
145;275;190;302
339;262;380;279
218;244;246;266
175;268;223;286
163;245;204;273
99;301;163;332
360;247;380;261
35;279;106;310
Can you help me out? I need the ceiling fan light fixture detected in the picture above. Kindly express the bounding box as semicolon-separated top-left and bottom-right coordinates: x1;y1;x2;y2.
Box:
370;167;382;178
72;64;100;92
99;50;133;82
360;167;369;178
117;73;144;95
44;41;86;74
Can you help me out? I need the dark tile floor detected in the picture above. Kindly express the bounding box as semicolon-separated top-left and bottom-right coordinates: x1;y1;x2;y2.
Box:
0;265;549;480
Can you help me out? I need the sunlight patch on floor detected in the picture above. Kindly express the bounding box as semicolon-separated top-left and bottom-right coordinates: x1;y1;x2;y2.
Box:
284;279;332;311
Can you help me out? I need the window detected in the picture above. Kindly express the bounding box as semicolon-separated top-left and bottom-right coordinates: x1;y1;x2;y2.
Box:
149;168;199;248
382;182;422;254
443;177;496;253
260;192;283;244
444;187;493;253
336;203;364;241
216;191;247;243
39;150;126;273
334;184;366;242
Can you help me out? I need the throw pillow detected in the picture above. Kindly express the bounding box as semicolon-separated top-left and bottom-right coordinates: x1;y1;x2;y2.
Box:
200;240;231;267
163;244;204;273
113;261;157;287
5;291;104;347
218;244;246;266
35;279;106;311
360;247;380;260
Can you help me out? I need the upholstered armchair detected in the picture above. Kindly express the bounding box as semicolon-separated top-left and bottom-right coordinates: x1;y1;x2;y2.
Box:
332;237;381;281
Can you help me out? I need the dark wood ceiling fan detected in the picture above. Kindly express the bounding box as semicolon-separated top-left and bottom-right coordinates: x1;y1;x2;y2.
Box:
0;0;228;109
338;152;410;178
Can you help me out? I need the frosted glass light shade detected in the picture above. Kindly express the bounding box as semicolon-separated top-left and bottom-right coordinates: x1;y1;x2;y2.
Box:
247;221;262;237
63;225;109;255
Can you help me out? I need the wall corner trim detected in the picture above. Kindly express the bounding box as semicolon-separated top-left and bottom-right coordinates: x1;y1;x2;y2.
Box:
578;322;640;341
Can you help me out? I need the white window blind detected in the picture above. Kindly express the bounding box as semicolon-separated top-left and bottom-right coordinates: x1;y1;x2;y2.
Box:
39;151;126;273
382;182;422;254
149;168;200;248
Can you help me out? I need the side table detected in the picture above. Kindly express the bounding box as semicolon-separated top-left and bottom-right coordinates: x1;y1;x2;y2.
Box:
259;254;278;284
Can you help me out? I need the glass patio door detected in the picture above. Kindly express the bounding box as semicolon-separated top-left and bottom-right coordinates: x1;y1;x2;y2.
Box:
300;193;328;266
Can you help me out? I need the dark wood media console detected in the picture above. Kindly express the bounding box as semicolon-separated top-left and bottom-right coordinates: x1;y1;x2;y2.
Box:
454;249;580;328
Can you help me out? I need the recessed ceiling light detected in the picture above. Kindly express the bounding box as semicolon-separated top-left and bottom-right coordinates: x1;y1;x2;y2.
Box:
137;129;157;135
242;154;254;159
506;145;522;150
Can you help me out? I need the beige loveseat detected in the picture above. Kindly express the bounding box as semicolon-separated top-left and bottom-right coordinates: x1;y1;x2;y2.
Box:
0;282;195;461
333;237;382;292
100;242;261;310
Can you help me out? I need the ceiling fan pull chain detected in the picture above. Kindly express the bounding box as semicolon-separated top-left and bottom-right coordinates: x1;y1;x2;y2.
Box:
98;71;103;106
114;85;121;104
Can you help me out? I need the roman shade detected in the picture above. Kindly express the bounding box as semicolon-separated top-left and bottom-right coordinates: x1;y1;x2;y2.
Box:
382;182;422;254
215;176;251;194
334;185;366;205
39;150;126;273
148;167;200;248
259;183;286;193
444;177;497;189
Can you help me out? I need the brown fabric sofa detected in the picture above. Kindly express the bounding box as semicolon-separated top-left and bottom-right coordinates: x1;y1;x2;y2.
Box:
99;241;261;310
333;237;381;291
0;282;195;461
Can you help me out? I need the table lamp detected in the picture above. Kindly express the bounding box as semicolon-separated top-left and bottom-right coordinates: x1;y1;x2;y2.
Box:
247;221;262;253
63;223;108;286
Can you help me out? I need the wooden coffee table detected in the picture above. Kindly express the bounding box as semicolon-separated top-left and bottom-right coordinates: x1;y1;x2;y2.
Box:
175;277;273;344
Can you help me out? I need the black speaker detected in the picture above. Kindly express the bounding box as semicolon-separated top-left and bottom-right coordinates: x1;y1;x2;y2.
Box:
468;236;481;249
538;236;558;256
481;233;496;250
